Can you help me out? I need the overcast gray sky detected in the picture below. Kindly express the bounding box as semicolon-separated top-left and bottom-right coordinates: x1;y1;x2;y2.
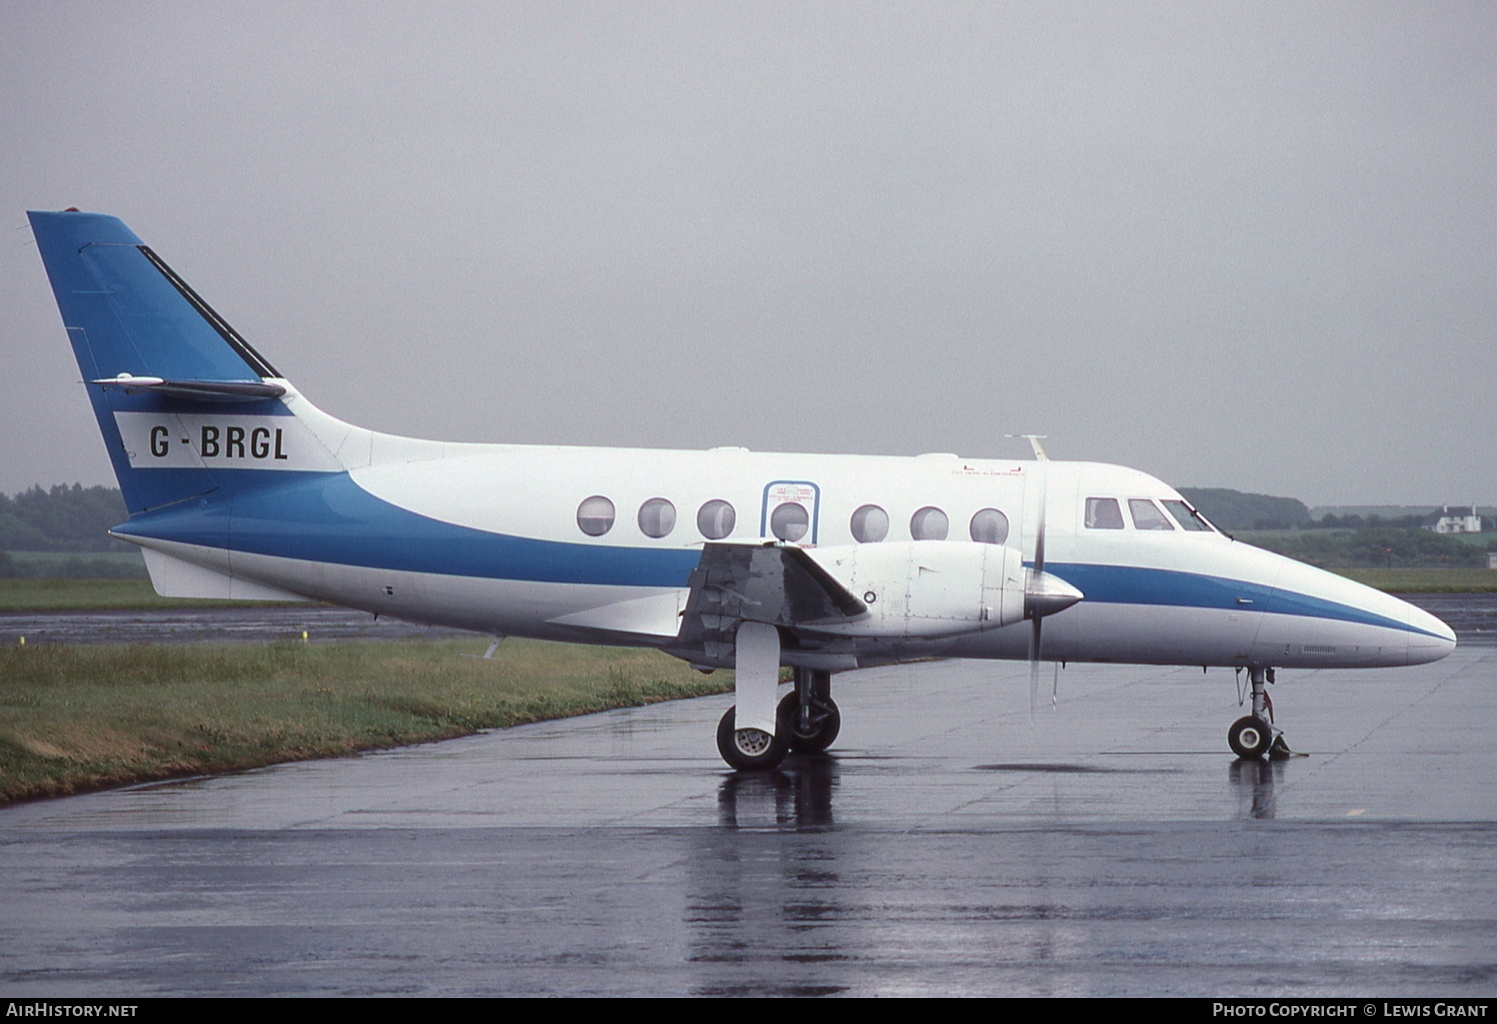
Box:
3;2;1492;507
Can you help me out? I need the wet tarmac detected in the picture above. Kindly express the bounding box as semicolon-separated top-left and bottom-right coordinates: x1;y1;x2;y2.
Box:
2;598;1495;996
0;604;474;646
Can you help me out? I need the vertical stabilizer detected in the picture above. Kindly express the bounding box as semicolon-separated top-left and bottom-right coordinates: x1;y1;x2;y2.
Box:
30;210;301;514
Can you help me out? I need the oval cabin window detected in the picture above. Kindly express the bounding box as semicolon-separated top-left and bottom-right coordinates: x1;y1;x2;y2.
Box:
910;506;949;541
697;499;736;540
637;497;677;538
770;502;810;542
850;504;889;543
969;508;1009;545
577;495;616;537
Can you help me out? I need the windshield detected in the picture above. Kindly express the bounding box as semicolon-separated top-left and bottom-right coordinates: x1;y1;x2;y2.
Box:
1162;499;1215;532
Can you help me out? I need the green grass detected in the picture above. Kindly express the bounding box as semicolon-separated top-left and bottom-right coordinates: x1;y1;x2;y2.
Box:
0;638;732;805
1331;567;1497;592
0;577;297;611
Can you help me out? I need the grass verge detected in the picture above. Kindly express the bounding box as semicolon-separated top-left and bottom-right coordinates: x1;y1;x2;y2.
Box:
0;577;296;611
1332;567;1497;592
0;638;731;806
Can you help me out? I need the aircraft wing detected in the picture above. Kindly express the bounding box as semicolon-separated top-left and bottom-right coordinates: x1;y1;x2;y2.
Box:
674;542;869;661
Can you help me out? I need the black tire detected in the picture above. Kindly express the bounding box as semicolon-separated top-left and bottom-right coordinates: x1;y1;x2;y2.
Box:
1228;715;1274;759
716;706;789;770
776;693;841;754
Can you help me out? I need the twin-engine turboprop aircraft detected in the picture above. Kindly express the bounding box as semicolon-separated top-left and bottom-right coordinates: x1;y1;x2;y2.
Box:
29;209;1457;769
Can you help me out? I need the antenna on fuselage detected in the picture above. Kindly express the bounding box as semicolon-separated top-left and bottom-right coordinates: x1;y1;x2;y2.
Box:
1006;434;1049;461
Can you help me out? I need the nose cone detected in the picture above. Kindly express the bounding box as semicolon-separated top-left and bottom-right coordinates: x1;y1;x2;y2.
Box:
1406;601;1457;665
1253;550;1459;669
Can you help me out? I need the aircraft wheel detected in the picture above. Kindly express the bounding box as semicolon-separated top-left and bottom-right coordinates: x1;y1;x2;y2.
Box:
776;693;841;753
1228;716;1274;759
716;707;789;771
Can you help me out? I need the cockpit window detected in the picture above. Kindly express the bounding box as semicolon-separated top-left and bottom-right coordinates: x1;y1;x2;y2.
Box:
1162;499;1214;532
1085;497;1125;530
1128;499;1175;531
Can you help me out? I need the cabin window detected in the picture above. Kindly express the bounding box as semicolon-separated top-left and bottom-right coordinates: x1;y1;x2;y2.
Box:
638;497;677;538
771;501;810;542
910;506;949;541
577;495;616;537
697;499;736;540
1128;499;1175;531
1085;497;1125;530
850;504;889;543
1163;499;1213;532
969;508;1009;545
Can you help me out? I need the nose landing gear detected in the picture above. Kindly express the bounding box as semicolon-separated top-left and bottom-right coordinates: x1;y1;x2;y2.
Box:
1230;666;1295;759
1228;714;1275;758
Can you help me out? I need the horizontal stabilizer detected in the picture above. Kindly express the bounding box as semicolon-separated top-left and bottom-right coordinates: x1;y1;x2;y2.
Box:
91;374;287;403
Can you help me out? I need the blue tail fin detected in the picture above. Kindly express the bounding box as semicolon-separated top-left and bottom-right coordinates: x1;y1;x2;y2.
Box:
30;210;293;515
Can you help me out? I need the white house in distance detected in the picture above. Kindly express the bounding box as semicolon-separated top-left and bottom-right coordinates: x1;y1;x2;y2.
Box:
1425;505;1483;534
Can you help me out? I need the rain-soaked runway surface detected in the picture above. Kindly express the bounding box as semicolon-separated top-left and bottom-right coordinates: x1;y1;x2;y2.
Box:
2;600;1495;996
0;604;473;646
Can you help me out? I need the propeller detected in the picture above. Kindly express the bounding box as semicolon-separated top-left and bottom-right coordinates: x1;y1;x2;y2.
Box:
1011;435;1084;717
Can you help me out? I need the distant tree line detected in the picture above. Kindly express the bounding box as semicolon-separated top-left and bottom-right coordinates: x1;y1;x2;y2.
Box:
1315;512;1426;530
1316;511;1496;531
1177;488;1311;532
0;550;146;579
0;484;130;552
1246;527;1494;569
1180;488;1495;536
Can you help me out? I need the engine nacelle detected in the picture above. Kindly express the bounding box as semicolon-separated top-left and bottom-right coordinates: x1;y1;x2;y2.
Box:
803;541;1028;639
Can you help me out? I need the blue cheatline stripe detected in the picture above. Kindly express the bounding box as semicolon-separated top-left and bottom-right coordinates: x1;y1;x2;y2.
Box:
1043;561;1437;640
114;470;703;589
114;471;1439;637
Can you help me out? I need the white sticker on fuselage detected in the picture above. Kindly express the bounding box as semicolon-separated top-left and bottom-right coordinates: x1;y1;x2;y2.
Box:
112;411;342;471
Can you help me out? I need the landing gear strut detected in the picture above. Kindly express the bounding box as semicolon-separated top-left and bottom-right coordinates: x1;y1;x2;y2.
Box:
1229;666;1291;759
716;621;789;770
778;667;840;753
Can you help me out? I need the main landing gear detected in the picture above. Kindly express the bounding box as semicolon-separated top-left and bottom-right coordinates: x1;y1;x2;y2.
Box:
779;668;840;754
1228;666;1293;759
716;665;840;770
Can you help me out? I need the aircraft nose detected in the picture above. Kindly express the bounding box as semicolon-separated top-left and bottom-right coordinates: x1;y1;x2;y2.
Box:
1406;601;1457;665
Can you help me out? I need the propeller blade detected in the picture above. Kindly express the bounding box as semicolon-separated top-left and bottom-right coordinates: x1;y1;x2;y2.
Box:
1028;613;1042;719
1027;445;1048;719
1033;463;1047;576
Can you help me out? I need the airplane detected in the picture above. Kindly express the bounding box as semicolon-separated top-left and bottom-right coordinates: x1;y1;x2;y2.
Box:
28;209;1457;770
